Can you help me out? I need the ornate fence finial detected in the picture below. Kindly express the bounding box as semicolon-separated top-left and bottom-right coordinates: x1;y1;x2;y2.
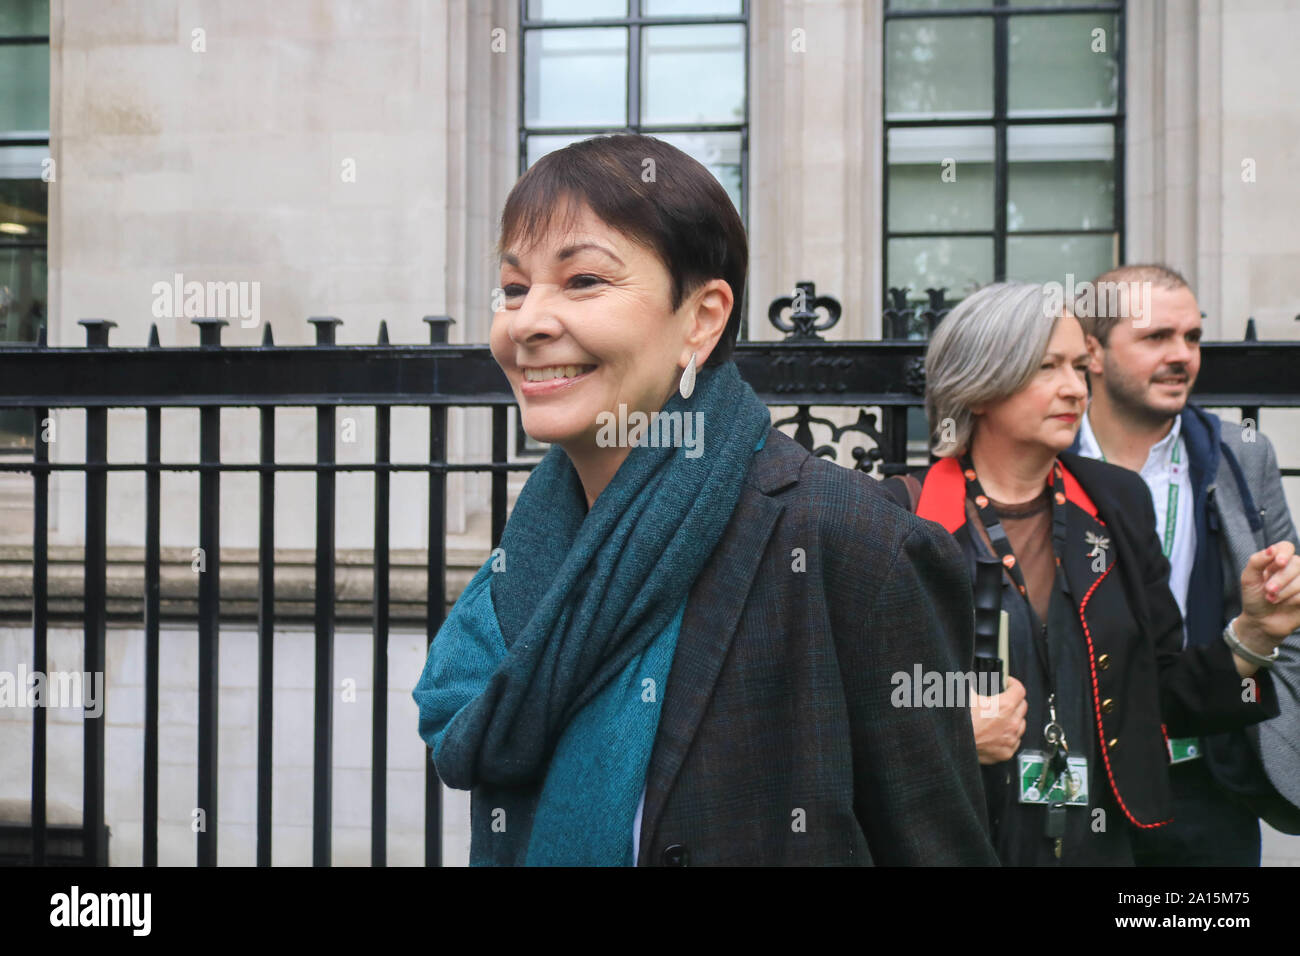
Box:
768;281;841;341
922;288;950;336
883;287;948;339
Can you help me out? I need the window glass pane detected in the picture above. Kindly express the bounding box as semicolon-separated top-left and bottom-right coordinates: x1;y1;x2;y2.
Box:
1009;14;1118;116
525;28;627;128
888;237;993;301
0;44;49;130
886;17;993;119
888;0;986;9
527;132;742;213
907;406;929;444
527;0;627;19
0;148;46;250
641;25;744;125
0;245;46;343
1005;233;1116;285
655;131;742;213
888;127;994;232
1007;124;1113;231
525;133;590;168
0;0;48;35
0;409;33;448
643;0;741;14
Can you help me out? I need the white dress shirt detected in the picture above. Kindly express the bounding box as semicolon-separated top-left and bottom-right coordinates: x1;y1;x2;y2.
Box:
1076;411;1197;647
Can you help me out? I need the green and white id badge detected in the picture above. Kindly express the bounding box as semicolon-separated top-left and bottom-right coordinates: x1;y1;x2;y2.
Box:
1017;750;1089;806
1167;736;1202;764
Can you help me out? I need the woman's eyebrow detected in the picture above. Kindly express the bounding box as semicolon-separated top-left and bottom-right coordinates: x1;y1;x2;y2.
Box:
557;242;624;266
500;244;625;269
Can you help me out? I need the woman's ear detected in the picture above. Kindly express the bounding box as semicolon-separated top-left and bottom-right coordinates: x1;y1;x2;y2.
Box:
682;279;733;367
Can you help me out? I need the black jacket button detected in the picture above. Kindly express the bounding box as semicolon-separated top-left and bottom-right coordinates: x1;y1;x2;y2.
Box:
661;843;689;866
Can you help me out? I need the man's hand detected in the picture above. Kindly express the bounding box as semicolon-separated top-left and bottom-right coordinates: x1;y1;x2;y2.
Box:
1237;541;1300;649
970;676;1028;766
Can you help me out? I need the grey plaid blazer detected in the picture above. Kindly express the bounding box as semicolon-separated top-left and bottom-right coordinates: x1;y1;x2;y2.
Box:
636;427;998;865
1215;419;1300;831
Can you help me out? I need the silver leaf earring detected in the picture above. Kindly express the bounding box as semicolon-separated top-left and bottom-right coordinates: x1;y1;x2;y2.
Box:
679;352;697;399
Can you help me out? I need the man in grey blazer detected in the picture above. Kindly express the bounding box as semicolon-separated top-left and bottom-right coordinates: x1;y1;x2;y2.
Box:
1069;263;1300;865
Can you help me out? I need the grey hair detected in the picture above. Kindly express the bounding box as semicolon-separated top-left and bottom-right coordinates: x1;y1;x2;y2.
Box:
924;281;1062;458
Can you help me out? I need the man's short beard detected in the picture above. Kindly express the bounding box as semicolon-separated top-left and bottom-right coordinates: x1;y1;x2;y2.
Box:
1100;351;1186;428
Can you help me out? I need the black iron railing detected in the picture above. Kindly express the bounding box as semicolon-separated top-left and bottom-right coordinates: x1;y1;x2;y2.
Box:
1;283;1297;867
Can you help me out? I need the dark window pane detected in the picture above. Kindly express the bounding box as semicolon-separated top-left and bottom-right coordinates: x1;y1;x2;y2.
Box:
0;0;48;36
1;148;49;241
0;44;49;130
907;406;929;444
641;25;745;125
525;28;628;128
1009;14;1119;116
888;237;993;301
886;17;993;119
0;244;46;342
888;127;994;232
0;410;33;449
1006;233;1116;285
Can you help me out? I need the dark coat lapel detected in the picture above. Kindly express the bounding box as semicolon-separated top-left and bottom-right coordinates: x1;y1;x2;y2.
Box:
636;429;797;861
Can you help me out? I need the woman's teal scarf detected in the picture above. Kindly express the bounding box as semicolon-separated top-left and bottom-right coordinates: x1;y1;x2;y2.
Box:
413;360;771;865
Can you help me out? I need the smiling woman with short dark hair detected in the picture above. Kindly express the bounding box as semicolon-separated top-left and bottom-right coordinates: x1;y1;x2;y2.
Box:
412;133;997;867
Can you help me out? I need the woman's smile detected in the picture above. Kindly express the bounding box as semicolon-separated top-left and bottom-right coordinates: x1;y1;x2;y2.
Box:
518;363;598;398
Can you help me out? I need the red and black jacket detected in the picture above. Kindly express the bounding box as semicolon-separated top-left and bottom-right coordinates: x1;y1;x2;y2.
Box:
897;452;1279;829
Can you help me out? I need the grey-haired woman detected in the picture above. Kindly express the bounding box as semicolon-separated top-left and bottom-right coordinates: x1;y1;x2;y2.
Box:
884;281;1299;865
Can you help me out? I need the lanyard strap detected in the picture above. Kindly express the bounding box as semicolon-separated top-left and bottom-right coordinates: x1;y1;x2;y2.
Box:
1161;441;1181;559
957;454;1074;703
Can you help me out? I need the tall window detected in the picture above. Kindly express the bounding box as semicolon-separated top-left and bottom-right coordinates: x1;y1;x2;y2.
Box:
519;0;749;219
883;0;1123;310
0;0;49;448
